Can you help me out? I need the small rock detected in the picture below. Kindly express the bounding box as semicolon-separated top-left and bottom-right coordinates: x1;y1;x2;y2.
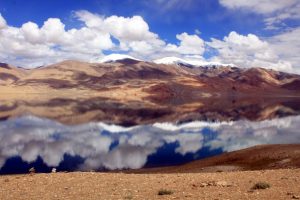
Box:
200;183;208;187
292;195;300;199
215;181;233;187
4;178;9;182
208;182;215;186
52;168;57;173
29;167;35;174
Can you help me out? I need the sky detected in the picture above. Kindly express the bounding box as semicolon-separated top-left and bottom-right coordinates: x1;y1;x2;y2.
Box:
0;0;299;73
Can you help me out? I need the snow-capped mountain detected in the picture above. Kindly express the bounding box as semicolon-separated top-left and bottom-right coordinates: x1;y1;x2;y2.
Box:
153;57;191;65
98;54;235;67
153;57;235;68
98;54;141;63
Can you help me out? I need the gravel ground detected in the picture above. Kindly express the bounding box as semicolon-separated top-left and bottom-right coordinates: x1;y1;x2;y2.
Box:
0;169;299;200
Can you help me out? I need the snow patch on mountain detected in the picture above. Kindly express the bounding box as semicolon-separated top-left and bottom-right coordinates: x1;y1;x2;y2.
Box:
98;54;141;63
153;57;236;67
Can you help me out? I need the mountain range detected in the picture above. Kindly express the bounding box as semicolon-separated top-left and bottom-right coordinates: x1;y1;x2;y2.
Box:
1;55;300;125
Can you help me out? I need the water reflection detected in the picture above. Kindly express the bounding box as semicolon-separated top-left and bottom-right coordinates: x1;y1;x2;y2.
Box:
1;97;300;125
0;115;299;174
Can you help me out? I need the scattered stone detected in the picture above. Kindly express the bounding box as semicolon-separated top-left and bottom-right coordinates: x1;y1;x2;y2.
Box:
215;181;233;187
203;181;233;187
158;189;173;196
292;195;300;199
124;195;133;200
4;178;9;182
251;182;271;190
29;167;35;174
199;183;208;187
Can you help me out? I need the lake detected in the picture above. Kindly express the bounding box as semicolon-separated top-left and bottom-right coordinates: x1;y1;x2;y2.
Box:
0;98;300;174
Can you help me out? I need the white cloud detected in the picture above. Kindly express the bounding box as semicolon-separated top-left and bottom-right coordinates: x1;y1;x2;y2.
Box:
195;29;201;35
42;18;66;44
0;13;116;67
0;10;299;73
76;11;153;42
75;10;166;57
268;27;300;73
208;31;293;72
175;32;205;55
1;11;205;67
219;0;300;29
0;13;6;29
219;0;297;14
21;22;43;44
143;0;196;12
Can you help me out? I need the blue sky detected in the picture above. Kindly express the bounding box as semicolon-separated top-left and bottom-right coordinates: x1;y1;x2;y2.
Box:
0;0;299;73
0;0;268;40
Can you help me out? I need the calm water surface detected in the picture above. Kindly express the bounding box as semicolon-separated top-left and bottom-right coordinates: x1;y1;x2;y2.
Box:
0;111;300;174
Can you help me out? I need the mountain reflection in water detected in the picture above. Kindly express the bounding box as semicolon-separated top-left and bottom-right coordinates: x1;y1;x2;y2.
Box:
0;115;300;174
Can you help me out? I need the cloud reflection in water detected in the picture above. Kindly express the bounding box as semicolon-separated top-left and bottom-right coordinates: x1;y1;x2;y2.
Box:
0;115;299;173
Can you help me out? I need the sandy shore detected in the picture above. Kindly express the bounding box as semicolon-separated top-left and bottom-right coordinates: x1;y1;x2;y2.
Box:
0;169;299;200
0;144;299;200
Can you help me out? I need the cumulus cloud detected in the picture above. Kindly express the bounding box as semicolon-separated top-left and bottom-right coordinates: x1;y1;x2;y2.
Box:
208;31;293;72
0;11;206;67
0;10;298;73
0;14;115;67
75;11;155;42
165;32;205;55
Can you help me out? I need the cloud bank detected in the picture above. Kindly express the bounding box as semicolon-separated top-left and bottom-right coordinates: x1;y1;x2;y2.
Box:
0;10;299;73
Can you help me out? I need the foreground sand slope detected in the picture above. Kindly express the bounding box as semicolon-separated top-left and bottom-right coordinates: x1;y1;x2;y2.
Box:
132;144;300;174
0;169;299;200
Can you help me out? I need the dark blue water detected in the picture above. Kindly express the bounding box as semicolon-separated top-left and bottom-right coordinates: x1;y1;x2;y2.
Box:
0;115;300;174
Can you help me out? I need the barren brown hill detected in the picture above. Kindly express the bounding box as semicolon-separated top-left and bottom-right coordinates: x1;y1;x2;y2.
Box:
1;60;300;125
2;60;300;94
